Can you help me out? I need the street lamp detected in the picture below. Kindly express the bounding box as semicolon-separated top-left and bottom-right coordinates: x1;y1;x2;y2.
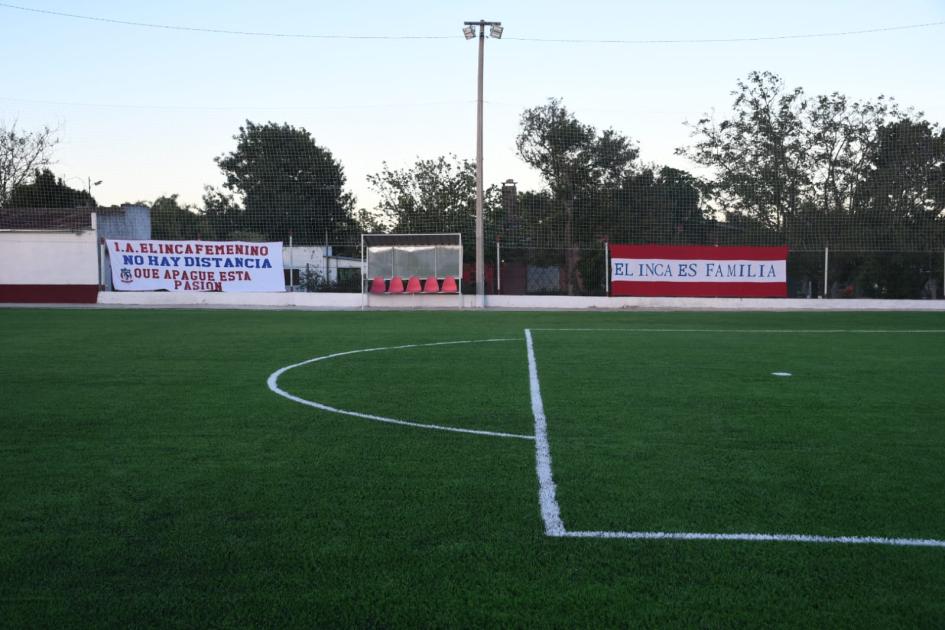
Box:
88;178;102;207
64;176;102;207
463;19;502;307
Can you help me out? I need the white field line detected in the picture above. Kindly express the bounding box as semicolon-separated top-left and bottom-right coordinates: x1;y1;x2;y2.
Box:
526;327;945;548
561;530;945;547
525;328;566;536
531;328;945;334
267;339;534;441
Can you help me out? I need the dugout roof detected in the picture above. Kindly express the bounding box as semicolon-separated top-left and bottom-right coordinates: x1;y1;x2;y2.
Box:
362;233;461;247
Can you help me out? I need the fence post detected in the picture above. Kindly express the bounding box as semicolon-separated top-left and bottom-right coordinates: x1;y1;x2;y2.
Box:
823;246;829;298
604;241;610;296
360;234;365;310
288;232;293;291
496;241;501;294
97;236;104;290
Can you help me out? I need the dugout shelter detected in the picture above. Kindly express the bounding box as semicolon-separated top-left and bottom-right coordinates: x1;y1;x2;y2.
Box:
361;233;463;307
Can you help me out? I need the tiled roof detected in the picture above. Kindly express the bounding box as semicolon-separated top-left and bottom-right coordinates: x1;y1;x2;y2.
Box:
0;207;125;231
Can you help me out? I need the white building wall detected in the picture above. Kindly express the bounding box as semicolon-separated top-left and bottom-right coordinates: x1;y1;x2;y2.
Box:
283;246;329;273
0;230;98;284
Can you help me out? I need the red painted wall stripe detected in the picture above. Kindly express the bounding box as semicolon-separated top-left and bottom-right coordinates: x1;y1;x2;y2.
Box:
612;281;785;298
610;244;788;261
0;285;99;303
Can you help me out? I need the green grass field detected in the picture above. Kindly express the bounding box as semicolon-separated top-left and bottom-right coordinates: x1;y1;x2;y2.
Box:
2;308;945;627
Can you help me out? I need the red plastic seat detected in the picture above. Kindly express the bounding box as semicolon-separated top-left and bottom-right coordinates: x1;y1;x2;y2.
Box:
369;276;386;294
405;275;422;294
422;276;439;293
388;276;405;294
441;275;458;293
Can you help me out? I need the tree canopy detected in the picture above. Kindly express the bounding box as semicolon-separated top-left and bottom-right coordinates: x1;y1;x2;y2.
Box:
678;70;945;251
6;169;94;208
214;120;359;245
367;154;500;249
149;195;207;240
516;98;639;196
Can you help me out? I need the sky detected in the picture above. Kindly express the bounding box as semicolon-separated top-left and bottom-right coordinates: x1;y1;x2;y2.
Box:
1;0;943;211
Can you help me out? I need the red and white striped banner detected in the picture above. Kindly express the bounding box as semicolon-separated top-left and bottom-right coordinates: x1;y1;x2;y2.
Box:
609;244;788;297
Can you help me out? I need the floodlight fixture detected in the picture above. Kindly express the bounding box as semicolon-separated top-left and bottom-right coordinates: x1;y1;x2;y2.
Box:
463;25;476;39
489;23;503;39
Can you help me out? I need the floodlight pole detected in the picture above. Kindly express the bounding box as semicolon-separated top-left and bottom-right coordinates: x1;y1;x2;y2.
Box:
465;19;501;308
475;25;485;306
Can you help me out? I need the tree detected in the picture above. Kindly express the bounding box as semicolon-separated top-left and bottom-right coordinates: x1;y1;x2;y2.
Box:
200;186;242;240
367;154;500;249
831;119;945;297
0;121;59;207
353;207;388;235
679;71;808;233
150;195;210;240
214;121;359;245
516;98;638;293
679;72;945;296
616;166;710;245
804;94;896;215
854;119;945;249
6;169;94;208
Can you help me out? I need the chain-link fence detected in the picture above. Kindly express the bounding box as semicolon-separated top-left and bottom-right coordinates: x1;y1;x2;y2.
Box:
277;243;945;299
2;70;942;299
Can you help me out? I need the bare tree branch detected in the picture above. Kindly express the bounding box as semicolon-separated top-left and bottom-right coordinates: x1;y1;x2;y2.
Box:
0;120;59;206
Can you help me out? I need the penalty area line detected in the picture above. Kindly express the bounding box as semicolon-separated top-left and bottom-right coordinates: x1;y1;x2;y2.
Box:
531;328;945;334
558;530;945;548
525;328;566;536
525;327;945;548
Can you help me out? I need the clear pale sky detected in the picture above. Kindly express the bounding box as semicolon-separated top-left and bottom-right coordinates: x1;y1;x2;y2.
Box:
1;0;942;210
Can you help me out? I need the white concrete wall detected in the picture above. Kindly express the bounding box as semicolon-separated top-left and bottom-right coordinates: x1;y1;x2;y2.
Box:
98;291;945;311
283;246;329;271
98;290;362;309
0;230;98;284
483;295;945;311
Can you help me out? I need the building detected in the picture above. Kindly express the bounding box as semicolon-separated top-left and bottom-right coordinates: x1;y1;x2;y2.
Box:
283;245;363;291
0;205;150;302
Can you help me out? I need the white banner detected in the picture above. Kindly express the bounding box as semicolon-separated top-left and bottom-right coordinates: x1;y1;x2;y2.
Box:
107;239;284;292
611;258;787;283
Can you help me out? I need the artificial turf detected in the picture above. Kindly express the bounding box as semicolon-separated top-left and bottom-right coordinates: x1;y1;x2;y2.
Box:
1;308;944;627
